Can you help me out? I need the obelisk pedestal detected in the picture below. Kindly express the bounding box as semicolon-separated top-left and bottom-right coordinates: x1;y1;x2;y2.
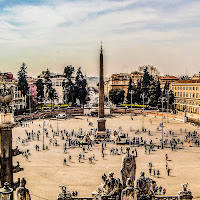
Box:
0;113;14;188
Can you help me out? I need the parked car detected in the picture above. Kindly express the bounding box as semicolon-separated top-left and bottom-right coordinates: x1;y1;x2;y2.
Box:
57;113;67;119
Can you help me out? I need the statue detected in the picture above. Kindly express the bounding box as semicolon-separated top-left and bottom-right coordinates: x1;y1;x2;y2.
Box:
92;172;122;200
121;178;135;200
178;183;193;197
0;83;13;114
120;147;136;188
16;177;31;200
136;172;156;200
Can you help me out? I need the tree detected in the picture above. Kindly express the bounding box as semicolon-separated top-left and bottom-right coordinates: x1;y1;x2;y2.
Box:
44;69;58;109
149;79;161;107
109;88;125;105
62;65;75;104
141;67;154;100
75;67;88;107
169;90;175;109
135;79;142;104
126;77;137;104
18;62;29;109
138;65;160;76
36;79;44;109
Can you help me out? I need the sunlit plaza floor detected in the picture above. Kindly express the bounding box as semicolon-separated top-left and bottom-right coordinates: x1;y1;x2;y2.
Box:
12;115;200;200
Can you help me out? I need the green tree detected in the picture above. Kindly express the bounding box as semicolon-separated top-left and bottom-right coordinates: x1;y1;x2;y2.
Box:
169;90;175;109
62;65;75;104
36;79;44;109
44;69;57;109
149;79;161;107
141;67;153;100
135;79;142;104
75;67;88;107
18;62;29;109
109;88;125;105
126;77;137;104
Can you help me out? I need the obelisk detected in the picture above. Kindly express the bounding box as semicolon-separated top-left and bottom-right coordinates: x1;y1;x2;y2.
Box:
97;43;106;137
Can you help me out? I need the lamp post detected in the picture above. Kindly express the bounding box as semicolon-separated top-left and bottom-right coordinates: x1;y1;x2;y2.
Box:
141;93;146;131
167;90;169;123
29;87;31;114
0;182;13;200
43;116;45;150
159;96;166;149
130;90;133;120
57;116;59;134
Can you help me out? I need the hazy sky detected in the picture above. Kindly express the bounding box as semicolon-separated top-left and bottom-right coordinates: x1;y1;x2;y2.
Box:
0;0;200;78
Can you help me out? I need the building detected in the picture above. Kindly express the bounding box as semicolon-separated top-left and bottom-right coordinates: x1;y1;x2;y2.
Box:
160;75;180;88
104;71;143;97
192;72;200;80
27;77;37;107
171;80;200;114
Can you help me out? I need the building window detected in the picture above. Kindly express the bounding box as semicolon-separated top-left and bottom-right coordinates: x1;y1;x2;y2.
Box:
175;92;176;96
178;92;179;96
180;87;182;90
175;87;176;90
186;87;188;90
183;92;185;97
183;87;185;90
193;93;195;98
193;87;195;90
172;86;174;90
178;87;179;90
196;87;198;90
189;87;191;90
124;81;126;85
186;93;188;97
116;81;118;84
180;92;182;97
196;93;198;98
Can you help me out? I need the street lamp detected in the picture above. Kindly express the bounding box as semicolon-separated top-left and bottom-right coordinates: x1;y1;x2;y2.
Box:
167;90;169;123
159;96;166;149
57;116;59;134
140;93;146;131
130;90;133;120
43;116;45;150
0;182;13;200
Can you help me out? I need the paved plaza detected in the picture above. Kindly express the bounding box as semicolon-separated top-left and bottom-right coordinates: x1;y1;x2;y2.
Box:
12;115;200;200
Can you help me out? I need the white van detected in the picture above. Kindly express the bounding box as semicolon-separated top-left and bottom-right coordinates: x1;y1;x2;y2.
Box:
57;113;67;119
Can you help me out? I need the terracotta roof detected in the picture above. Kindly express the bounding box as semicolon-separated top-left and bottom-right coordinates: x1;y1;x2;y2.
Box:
160;76;179;80
173;80;200;84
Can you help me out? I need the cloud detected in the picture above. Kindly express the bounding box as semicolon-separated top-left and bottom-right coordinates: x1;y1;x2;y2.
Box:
0;0;200;77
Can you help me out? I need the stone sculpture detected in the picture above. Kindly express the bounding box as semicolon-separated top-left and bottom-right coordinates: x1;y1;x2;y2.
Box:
0;84;13;114
121;178;135;200
136;172;156;200
120;147;136;188
93;172;122;199
16;177;31;200
178;183;193;199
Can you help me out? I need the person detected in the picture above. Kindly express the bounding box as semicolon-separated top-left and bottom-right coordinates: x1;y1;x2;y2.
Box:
167;167;170;176
63;158;67;165
153;169;156;176
159;186;162;195
163;188;166;195
69;155;72;162
166;162;168;169
157;170;160;178
165;153;168;161
149;168;152;175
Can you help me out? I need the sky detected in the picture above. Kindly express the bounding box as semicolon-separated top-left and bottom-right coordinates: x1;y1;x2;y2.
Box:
0;0;200;78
